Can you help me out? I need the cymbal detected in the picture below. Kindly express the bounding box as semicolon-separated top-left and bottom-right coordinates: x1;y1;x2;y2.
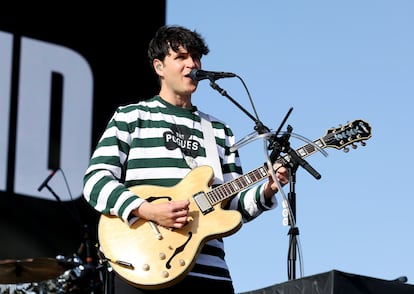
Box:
0;257;66;283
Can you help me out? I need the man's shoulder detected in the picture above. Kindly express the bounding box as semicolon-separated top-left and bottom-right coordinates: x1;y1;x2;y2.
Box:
117;96;162;111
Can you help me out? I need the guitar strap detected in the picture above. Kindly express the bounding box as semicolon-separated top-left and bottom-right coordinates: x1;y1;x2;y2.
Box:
199;112;224;184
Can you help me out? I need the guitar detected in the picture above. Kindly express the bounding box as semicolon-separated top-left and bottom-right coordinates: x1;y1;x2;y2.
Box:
98;119;372;289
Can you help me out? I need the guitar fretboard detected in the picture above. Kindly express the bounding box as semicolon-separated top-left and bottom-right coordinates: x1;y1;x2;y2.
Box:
207;166;268;205
206;138;327;206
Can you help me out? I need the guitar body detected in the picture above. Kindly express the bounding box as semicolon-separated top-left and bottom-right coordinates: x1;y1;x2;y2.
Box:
98;165;242;290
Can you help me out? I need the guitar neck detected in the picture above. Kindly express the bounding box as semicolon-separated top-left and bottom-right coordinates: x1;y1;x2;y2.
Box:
206;137;326;205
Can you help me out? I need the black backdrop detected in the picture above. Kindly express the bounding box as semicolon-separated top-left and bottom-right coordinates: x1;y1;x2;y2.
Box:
0;2;165;262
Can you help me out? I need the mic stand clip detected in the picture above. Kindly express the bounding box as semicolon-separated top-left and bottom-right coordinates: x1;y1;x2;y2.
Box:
270;125;321;181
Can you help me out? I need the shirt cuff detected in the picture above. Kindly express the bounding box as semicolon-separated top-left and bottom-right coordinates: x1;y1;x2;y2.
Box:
259;184;278;209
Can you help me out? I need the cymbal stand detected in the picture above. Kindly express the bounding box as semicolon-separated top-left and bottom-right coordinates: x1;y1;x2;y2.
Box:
42;175;105;292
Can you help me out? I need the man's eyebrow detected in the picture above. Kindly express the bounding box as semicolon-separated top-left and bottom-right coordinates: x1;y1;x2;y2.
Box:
175;51;191;58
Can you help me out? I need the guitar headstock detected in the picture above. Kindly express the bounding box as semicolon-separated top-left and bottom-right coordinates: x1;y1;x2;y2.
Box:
324;119;372;152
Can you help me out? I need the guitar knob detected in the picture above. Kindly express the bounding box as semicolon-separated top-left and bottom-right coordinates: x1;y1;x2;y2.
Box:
162;271;169;278
142;264;150;271
178;259;185;266
159;252;166;260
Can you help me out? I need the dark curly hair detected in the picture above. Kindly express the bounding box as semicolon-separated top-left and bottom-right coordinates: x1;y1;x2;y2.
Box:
148;25;210;68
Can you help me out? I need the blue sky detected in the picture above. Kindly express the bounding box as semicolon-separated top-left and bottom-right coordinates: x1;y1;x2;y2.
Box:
166;1;414;292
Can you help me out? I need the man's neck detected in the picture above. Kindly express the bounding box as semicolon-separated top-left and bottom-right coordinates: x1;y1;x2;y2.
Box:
158;92;192;109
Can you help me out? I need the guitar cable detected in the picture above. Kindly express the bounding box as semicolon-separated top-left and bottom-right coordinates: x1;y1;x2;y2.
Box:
96;246;134;269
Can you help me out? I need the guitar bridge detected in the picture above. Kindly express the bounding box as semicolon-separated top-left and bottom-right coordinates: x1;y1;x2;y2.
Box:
193;191;213;214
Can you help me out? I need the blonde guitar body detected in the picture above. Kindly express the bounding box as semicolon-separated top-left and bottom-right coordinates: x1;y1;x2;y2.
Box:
98;165;242;290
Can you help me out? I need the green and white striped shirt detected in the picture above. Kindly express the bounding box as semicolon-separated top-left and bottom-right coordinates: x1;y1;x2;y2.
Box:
83;95;277;281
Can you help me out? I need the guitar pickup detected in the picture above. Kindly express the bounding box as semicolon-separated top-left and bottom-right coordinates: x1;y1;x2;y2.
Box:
193;191;213;214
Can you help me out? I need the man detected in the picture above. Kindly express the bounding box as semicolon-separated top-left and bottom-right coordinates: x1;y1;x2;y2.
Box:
83;25;289;293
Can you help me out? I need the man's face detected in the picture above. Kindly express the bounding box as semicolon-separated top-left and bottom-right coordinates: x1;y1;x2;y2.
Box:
160;46;201;96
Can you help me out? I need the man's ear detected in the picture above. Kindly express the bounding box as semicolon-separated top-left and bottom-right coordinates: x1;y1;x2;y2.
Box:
154;60;163;74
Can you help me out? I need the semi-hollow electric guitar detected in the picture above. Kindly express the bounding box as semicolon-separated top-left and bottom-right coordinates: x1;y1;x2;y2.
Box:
98;119;372;290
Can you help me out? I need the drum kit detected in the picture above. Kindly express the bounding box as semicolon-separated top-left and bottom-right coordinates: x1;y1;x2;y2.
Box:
0;254;106;293
2;181;114;293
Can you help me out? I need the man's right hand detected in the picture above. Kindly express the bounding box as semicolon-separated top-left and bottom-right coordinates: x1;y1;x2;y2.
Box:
134;199;190;228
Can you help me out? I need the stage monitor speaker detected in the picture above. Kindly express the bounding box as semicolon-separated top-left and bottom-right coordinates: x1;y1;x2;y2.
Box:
239;270;414;294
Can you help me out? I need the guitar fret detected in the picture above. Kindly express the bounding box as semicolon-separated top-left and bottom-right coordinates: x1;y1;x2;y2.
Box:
256;167;268;178
209;191;219;203
297;146;309;157
221;183;232;195
209;185;226;204
315;139;324;148
240;174;252;186
297;140;326;159
231;181;241;191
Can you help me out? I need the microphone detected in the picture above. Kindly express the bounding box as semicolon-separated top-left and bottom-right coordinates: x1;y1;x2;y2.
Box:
37;169;57;191
188;68;236;81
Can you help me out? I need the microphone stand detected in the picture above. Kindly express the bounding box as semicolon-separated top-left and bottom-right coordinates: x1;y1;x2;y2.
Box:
278;135;300;281
267;120;299;281
44;183;82;226
208;80;269;134
270;124;321;280
287;165;299;280
208;79;322;281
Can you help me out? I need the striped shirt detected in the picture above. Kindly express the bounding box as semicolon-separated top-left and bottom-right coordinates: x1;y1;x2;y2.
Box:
83;95;277;281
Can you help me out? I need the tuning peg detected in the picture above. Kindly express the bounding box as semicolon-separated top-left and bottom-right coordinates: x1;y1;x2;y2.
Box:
360;141;366;146
343;147;349;153
351;143;357;149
